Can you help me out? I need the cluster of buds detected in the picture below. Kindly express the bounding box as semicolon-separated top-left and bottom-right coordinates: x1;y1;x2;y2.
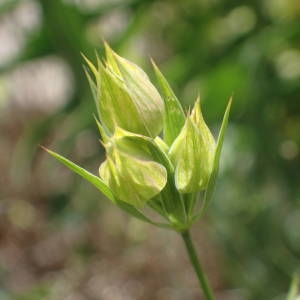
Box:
47;44;231;232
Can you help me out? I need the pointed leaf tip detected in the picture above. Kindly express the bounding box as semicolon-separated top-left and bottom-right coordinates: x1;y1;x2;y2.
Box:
200;97;233;215
152;62;185;146
82;53;98;78
44;147;114;201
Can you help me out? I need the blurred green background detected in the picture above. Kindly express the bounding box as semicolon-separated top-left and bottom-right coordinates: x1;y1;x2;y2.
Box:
0;0;299;299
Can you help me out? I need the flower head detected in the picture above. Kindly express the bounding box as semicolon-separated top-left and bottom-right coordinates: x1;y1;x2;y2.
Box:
46;45;231;230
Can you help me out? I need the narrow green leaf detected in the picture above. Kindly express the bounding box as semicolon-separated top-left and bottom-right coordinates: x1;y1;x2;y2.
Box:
42;147;114;201
83;66;101;119
151;60;185;146
43;147;171;228
81;53;98;78
200;97;232;215
94;116;110;144
83;66;97;100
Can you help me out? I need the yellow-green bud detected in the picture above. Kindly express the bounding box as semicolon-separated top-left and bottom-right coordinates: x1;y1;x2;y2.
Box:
94;44;164;137
99;128;167;207
169;98;216;193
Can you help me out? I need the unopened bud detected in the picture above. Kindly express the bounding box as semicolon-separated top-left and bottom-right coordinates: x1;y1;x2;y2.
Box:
169;98;215;193
99;128;167;207
86;44;165;137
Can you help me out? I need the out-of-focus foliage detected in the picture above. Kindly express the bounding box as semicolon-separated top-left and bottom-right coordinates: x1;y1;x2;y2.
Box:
0;0;299;299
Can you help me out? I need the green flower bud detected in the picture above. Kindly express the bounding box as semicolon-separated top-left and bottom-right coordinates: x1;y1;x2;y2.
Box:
86;44;165;137
99;127;167;207
169;98;216;193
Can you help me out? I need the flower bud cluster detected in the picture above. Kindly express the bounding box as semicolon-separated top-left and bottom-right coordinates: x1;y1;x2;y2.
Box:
83;44;229;230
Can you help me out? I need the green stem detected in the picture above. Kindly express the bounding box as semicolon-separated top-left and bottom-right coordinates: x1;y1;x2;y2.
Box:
181;230;216;300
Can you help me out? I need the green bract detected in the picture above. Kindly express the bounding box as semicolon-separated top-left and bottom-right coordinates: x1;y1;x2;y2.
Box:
99;127;167;207
169;98;216;193
85;44;164;137
46;44;231;231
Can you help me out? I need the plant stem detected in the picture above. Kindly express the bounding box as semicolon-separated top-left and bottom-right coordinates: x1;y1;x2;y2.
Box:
181;230;216;300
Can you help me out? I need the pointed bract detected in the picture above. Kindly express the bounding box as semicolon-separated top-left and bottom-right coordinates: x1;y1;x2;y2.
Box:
169;99;216;193
99;128;168;207
200;98;232;214
98;64;143;135
85;45;165;137
111;51;165;137
152;60;186;146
